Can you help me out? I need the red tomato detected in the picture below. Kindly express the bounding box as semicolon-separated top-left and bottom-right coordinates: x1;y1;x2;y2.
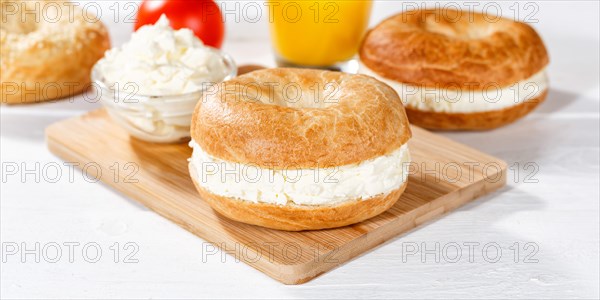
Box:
135;0;225;48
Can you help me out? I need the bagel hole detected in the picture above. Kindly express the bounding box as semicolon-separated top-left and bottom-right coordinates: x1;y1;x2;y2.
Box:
243;80;341;109
1;18;38;35
1;2;43;35
423;14;496;40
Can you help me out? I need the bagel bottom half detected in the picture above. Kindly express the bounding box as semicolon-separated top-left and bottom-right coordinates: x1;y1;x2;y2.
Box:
189;163;407;231
406;91;548;131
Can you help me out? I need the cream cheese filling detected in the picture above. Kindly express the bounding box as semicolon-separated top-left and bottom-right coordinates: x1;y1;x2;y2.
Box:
189;141;411;206
359;64;548;113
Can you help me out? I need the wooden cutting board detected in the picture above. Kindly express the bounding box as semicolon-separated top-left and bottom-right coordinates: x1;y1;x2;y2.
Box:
46;109;507;284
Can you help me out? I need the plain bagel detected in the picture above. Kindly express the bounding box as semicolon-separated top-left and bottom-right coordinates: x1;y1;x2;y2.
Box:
189;68;412;231
359;9;550;130
1;0;110;104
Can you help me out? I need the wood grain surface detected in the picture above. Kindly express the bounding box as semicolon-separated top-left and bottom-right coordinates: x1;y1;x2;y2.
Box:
45;109;507;284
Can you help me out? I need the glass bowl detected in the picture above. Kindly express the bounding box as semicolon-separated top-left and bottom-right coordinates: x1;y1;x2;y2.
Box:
91;49;237;143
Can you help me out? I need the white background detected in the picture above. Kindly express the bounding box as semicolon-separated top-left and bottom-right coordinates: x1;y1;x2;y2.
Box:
1;1;599;298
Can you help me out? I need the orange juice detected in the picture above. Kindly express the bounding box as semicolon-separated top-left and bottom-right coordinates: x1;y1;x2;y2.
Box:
268;0;372;67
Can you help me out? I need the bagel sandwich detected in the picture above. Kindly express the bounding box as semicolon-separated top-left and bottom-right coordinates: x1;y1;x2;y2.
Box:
359;9;549;130
189;68;412;231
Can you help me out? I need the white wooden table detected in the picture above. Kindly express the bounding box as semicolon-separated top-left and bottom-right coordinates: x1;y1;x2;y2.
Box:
1;1;598;298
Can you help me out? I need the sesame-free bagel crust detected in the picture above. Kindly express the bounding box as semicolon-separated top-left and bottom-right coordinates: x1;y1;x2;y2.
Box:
191;68;412;169
360;9;549;89
1;0;110;104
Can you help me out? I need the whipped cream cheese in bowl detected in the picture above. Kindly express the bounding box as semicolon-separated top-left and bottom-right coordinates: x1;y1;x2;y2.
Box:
92;15;236;143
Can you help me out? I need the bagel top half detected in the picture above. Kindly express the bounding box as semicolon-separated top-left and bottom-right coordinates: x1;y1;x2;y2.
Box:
359;9;549;89
191;68;411;169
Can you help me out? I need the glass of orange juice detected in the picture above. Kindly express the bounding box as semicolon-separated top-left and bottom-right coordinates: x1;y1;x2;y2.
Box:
267;0;373;71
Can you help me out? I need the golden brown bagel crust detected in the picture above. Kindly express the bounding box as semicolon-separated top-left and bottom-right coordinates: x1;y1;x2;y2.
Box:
406;90;547;130
191;68;412;169
189;163;407;231
360;9;549;89
1;0;110;104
